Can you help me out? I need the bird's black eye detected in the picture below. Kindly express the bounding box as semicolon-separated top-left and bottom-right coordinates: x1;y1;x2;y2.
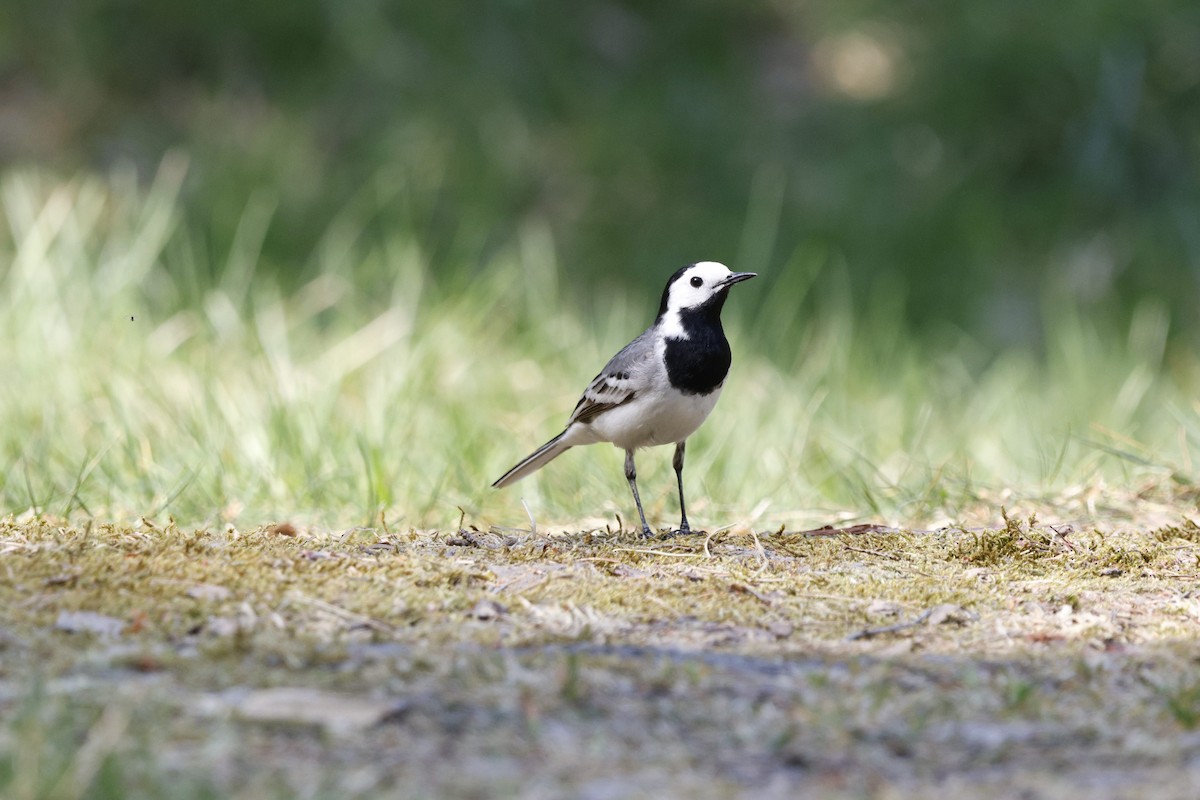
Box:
690;276;703;288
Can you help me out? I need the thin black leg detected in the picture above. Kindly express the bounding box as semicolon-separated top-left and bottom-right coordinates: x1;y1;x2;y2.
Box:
624;449;652;537
673;441;691;533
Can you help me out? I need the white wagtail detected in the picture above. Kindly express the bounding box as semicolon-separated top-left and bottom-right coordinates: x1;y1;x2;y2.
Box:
493;261;756;536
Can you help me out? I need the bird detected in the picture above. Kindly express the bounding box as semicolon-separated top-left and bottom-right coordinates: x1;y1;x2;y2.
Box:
492;261;756;537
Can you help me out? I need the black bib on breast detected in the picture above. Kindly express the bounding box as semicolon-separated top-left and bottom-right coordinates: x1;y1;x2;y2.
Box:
662;296;732;396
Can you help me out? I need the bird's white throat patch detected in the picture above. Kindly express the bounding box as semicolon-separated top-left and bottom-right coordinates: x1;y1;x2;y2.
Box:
658;307;689;340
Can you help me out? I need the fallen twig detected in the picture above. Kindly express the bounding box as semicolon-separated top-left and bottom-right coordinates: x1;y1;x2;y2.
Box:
847;604;976;641
847;607;939;640
843;544;902;561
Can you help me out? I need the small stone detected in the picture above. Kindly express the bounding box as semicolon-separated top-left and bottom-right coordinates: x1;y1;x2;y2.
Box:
768;621;794;639
235;687;408;734
55;611;125;637
206;617;240;637
925;604;976;626
469;600;507;620
187;584;232;601
866;600;903;618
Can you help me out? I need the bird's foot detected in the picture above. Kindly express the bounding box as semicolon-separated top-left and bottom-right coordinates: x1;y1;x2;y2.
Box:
638;526;655;539
666;526;705;538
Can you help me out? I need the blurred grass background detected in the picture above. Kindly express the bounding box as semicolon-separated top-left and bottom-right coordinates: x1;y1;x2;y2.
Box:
2;1;1200;528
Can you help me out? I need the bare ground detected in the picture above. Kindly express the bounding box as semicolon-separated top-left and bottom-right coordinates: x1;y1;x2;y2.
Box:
4;505;1200;799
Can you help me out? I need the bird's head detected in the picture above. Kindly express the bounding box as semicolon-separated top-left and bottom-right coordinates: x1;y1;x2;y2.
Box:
657;261;757;320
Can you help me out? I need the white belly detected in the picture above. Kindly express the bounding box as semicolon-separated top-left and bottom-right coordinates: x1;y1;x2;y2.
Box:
572;384;723;451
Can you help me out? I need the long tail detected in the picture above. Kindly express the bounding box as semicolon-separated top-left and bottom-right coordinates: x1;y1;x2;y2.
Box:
492;432;573;488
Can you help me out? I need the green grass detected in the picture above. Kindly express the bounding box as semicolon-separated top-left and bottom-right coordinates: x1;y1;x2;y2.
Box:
2;165;1197;533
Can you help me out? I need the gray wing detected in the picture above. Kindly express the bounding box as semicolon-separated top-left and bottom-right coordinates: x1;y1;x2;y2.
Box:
568;328;656;426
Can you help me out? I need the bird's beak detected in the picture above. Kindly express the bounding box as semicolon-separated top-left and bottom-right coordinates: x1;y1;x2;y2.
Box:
718;272;757;288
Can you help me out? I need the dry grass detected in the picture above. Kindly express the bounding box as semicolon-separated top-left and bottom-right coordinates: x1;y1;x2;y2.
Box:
5;499;1200;798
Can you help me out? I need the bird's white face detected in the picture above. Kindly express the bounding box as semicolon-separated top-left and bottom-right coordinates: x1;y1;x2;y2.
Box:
664;261;739;312
657;261;756;340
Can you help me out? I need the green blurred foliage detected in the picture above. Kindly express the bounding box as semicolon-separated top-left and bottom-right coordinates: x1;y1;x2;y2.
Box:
2;0;1199;342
